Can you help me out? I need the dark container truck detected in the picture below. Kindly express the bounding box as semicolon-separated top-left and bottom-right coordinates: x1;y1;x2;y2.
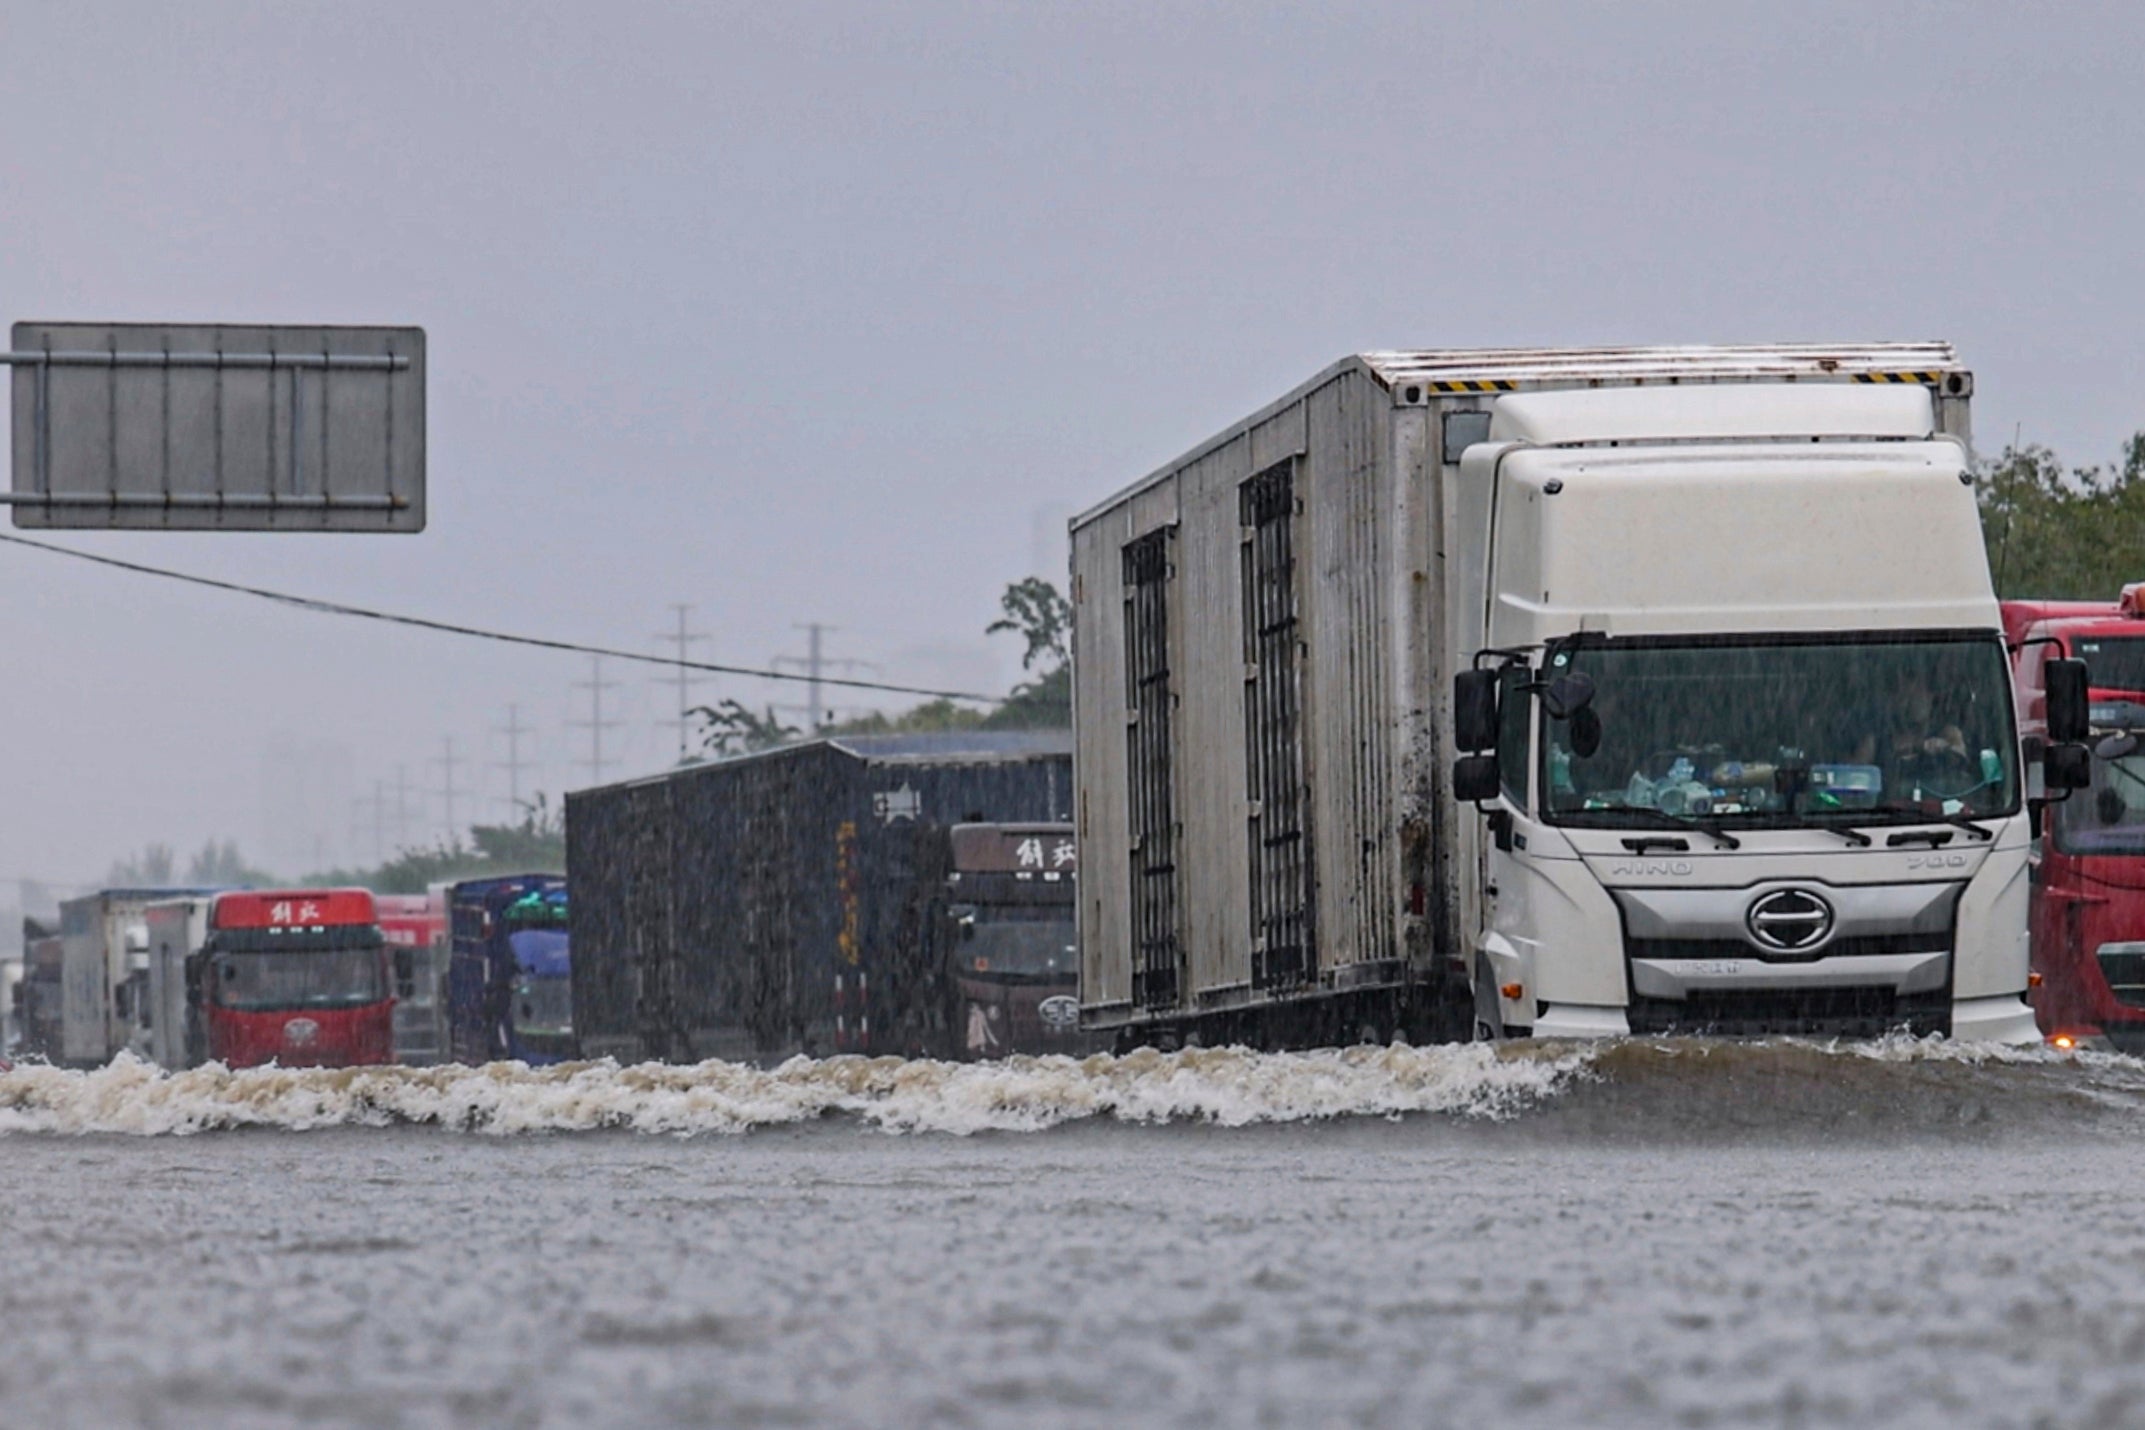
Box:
446;875;572;1064
1073;345;2065;1050
945;823;1086;1057
567;731;1073;1064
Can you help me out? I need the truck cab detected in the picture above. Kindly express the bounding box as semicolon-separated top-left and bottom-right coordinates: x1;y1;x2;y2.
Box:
1453;384;2067;1042
378;891;449;1065
195;889;395;1068
2004;586;2145;1049
944;824;1086;1057
448;876;573;1064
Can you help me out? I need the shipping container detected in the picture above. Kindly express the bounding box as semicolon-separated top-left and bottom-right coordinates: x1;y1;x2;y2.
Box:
567;731;1072;1063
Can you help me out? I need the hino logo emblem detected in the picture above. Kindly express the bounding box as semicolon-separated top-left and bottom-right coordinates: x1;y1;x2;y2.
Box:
1745;888;1835;954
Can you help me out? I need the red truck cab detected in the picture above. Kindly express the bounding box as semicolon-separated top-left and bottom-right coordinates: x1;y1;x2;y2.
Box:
197;889;395;1068
2006;587;2145;1050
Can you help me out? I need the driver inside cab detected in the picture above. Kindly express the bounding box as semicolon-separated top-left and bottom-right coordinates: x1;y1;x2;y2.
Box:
1851;669;1969;794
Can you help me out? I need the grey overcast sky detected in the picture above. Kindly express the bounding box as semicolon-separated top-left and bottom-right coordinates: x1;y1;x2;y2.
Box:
2;0;2141;890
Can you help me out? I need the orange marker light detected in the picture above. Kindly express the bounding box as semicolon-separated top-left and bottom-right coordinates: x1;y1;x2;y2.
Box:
2052;1033;2077;1050
1500;982;1524;1000
2029;971;2045;989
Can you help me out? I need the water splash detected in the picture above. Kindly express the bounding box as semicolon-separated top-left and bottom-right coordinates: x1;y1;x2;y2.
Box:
0;1042;1591;1138
4;1037;2134;1139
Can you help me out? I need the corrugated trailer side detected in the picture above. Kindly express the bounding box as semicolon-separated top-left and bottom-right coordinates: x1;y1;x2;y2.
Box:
565;774;676;1062
1075;363;1430;1039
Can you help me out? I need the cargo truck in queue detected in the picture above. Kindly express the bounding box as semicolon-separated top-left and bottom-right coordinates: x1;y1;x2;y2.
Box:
143;895;217;1070
378;891;450;1065
192;889;395;1067
54;888;216;1067
446;875;572;1064
567;732;1074;1063
944;823;1087;1057
1071;344;2090;1049
2004;586;2145;1050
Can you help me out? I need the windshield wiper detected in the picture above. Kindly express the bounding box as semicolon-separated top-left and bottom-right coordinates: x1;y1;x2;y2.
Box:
1691;817;1741;850
1845;801;1995;844
1620;835;1690;855
1574;806;1739;848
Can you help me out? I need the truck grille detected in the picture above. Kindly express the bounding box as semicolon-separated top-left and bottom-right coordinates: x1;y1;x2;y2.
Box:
1627;986;1948;1039
1628;933;1948;965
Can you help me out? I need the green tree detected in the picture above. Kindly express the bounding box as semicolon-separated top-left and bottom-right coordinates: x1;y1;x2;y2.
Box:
691;699;800;756
1978;435;2145;598
823;698;987;737
185;838;277;887
978;576;1071;728
987;576;1072;673
106;842;177;887
301;796;566;893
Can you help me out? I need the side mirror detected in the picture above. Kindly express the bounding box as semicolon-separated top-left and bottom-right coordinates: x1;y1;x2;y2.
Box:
2047;741;2093;791
1541;672;1596;721
2046;658;2090;743
2098;731;2140;761
1453;753;1500;804
1454;670;1499;753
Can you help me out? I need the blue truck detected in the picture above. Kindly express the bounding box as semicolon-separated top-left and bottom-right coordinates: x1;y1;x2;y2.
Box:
447;875;573;1064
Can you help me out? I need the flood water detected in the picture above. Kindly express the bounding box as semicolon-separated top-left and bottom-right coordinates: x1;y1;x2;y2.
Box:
4;1040;2142;1428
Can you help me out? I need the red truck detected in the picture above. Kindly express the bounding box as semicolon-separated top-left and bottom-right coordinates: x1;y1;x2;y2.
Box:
2005;587;2145;1050
194;889;395;1068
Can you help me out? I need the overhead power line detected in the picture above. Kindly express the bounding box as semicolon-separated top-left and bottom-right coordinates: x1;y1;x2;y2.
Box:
0;531;998;704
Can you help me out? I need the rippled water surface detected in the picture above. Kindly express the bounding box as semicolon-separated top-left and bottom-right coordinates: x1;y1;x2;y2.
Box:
5;1039;2144;1427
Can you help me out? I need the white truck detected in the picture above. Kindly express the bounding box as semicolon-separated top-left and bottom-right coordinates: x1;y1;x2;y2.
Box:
143;896;216;1070
1070;345;2088;1047
57;888;214;1066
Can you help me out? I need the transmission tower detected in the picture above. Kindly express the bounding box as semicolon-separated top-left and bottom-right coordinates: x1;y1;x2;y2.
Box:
392;765;419;849
569;655;623;784
772;622;876;732
431;735;467;844
350;782;388;864
493;703;537;818
653;603;714;760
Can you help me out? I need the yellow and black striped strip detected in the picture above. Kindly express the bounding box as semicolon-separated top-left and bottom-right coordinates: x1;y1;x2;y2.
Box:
1427;378;1518;393
1853;371;1944;385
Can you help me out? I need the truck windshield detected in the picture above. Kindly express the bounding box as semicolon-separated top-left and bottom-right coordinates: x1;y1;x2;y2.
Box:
514;972;574;1035
956;909;1076;978
212;948;387;1011
2074;636;2145;694
1540;634;2018;827
2055;746;2145;856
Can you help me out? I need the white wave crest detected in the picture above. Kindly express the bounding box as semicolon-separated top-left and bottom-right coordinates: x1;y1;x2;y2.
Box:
0;1043;1591;1138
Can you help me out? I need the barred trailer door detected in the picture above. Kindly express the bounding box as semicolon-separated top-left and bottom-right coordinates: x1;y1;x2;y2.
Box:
1241;462;1314;990
1123;528;1183;1010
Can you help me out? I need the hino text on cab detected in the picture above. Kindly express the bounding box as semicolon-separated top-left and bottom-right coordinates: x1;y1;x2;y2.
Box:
1070;344;2092;1049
